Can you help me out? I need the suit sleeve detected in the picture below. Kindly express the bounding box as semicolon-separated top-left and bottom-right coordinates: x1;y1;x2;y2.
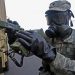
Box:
51;52;75;72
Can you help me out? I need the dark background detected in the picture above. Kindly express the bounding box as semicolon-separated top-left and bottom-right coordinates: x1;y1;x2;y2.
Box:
5;55;42;75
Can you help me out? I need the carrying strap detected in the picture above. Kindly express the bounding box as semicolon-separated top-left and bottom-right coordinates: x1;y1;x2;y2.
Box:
67;9;74;27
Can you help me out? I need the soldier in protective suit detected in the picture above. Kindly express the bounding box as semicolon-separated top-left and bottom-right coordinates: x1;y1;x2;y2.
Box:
7;0;75;75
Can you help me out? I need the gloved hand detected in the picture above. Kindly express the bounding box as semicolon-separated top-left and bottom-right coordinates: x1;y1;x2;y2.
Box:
6;19;20;44
6;28;16;44
15;30;56;61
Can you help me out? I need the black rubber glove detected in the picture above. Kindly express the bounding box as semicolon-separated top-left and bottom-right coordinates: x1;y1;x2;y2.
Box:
15;30;56;61
6;19;20;44
6;28;16;44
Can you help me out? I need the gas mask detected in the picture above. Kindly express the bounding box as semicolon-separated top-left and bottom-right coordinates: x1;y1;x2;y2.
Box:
45;24;72;39
45;1;74;40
